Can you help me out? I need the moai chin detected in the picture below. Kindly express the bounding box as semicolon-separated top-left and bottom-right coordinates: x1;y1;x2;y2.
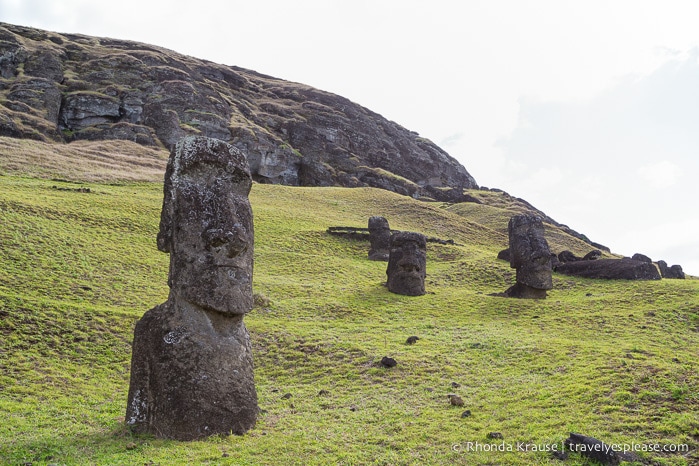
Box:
368;216;391;261
504;215;553;299
125;136;258;440
386;231;427;296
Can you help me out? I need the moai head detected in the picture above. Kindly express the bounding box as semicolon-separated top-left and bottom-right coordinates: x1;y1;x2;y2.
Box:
368;216;391;261
157;136;254;315
386;231;427;296
508;215;552;291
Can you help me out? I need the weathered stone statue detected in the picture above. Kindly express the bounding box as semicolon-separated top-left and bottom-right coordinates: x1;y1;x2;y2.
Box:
386;231;427;296
657;260;685;279
368;216;391;261
504;215;553;299
125;136;258;440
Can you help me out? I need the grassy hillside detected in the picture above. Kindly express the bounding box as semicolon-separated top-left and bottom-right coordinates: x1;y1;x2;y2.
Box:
1;175;698;465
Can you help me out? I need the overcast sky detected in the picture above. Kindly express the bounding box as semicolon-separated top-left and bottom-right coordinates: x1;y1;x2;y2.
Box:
2;0;698;275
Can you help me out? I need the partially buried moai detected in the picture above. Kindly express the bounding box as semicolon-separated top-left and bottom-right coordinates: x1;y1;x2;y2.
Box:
368;216;391;261
125;136;258;440
386;231;427;296
504;215;552;299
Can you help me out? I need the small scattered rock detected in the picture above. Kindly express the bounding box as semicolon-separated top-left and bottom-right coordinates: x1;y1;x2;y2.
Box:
349;405;358;412
585;292;593;297
281;393;292;400
552;449;569;460
487;432;503;439
461;410;471;418
451;382;460;388
222;452;230;458
380;356;397;368
318;389;330;396
447;394;464;406
405;336;420;345
672;357;680;363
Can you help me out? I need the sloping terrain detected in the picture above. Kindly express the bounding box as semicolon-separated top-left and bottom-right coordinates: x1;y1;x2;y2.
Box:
1;175;697;465
0;22;476;201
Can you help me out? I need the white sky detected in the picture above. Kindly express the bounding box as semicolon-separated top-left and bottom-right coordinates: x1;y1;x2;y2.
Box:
2;0;698;275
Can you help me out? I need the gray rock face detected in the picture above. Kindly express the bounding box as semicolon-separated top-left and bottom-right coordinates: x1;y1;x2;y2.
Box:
504;215;552;299
126;136;257;440
0;22;478;200
60;92;121;129
386;232;427;296
368;216;391;261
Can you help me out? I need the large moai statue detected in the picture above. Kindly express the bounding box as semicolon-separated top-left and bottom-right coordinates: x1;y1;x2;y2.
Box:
386;231;427;296
368;216;391;261
504;215;553;299
125;136;258;440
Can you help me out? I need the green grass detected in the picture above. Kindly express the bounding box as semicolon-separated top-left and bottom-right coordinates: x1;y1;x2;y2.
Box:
1;175;697;465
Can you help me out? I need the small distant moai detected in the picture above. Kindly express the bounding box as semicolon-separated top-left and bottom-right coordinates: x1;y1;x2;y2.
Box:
368;216;391;261
125;136;258;440
504;215;553;299
386;231;427;296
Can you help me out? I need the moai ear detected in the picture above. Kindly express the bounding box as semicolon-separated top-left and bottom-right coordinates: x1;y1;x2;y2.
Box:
156;151;176;253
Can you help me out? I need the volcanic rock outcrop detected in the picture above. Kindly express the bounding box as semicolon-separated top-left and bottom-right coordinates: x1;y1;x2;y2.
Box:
125;136;258;440
503;215;553;299
386;232;427;296
0;22;477;201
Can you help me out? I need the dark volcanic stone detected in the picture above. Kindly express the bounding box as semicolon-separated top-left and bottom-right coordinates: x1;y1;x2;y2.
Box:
386;232;427;296
503;282;548;299
582;250;602;261
564;433;620;465
669;264;685;279
631;253;653;263
380;356;397;368
656;260;685;279
497;248;511;261
550;253;561;268
125;136;257;440
558;250;581;263
555;258;661;280
368;216;391;261
405;336;420;345
509;216;552;290
503;215;552;298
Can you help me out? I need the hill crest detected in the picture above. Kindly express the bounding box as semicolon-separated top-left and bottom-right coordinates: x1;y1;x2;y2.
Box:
0;22;476;202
